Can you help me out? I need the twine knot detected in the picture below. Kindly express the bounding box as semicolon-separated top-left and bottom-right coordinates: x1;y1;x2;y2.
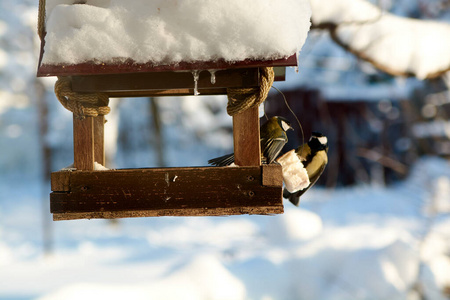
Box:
226;67;274;116
54;77;110;119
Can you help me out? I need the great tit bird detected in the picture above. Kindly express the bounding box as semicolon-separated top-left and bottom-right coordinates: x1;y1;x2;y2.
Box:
283;132;328;206
208;116;293;166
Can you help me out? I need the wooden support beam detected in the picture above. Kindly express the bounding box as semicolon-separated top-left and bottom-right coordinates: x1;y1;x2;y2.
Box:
93;116;105;166
73;116;95;170
71;69;260;94
67;68;284;98
50;166;283;220
83;88;230;98
232;106;261;166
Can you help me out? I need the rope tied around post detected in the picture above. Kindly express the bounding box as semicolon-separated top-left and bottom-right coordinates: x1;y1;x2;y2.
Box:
226;67;274;116
37;0;46;41
55;77;110;119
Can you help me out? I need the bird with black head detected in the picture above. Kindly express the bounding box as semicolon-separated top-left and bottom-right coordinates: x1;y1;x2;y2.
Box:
283;132;328;206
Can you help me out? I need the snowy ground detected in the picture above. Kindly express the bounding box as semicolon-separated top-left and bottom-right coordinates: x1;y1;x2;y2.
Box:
0;157;449;300
1;1;450;299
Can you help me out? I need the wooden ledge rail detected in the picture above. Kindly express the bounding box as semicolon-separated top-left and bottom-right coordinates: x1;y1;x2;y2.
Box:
50;165;283;221
37;55;297;77
57;67;286;98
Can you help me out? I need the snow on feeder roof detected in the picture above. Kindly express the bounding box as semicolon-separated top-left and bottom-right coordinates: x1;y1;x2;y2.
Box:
38;0;312;75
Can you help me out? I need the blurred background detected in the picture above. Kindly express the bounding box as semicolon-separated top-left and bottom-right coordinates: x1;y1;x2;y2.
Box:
1;0;450;299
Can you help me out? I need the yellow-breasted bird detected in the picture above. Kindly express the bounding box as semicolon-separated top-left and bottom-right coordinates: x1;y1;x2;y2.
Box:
283;132;328;206
208;116;293;166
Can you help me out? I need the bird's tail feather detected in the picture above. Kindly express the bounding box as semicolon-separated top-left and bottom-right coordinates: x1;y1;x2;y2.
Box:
283;188;301;206
208;153;235;166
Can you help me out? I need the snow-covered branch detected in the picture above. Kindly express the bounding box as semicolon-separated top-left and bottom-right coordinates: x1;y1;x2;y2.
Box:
310;0;450;79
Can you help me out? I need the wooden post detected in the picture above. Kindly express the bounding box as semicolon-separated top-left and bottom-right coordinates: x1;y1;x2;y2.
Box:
73;116;95;170
232;106;261;166
94;116;105;166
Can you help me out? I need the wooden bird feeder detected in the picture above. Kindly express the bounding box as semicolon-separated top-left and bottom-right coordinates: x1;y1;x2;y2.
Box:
37;0;300;220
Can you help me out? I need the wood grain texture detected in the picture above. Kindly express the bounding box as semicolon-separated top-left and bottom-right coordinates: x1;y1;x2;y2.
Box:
37;55;297;77
232;107;261;166
71;69;259;93
262;164;283;187
73;116;94;170
51;171;71;192
44;67;283;98
53;206;283;221
96;88;229;98
50;166;283;220
93;116;105;166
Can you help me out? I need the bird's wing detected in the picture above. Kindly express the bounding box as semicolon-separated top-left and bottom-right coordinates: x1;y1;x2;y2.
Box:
296;162;326;197
297;151;328;196
296;144;311;162
262;137;287;164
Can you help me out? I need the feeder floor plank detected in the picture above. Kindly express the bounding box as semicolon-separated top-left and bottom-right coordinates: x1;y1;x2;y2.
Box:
50;166;284;220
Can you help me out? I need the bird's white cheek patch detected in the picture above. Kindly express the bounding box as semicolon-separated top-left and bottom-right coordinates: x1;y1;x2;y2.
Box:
281;121;291;132
277;149;310;193
318;136;327;145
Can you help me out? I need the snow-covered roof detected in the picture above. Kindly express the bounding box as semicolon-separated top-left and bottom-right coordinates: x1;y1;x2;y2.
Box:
41;0;312;67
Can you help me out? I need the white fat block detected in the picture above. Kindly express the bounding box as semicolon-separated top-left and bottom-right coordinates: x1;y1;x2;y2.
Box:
277;149;310;193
